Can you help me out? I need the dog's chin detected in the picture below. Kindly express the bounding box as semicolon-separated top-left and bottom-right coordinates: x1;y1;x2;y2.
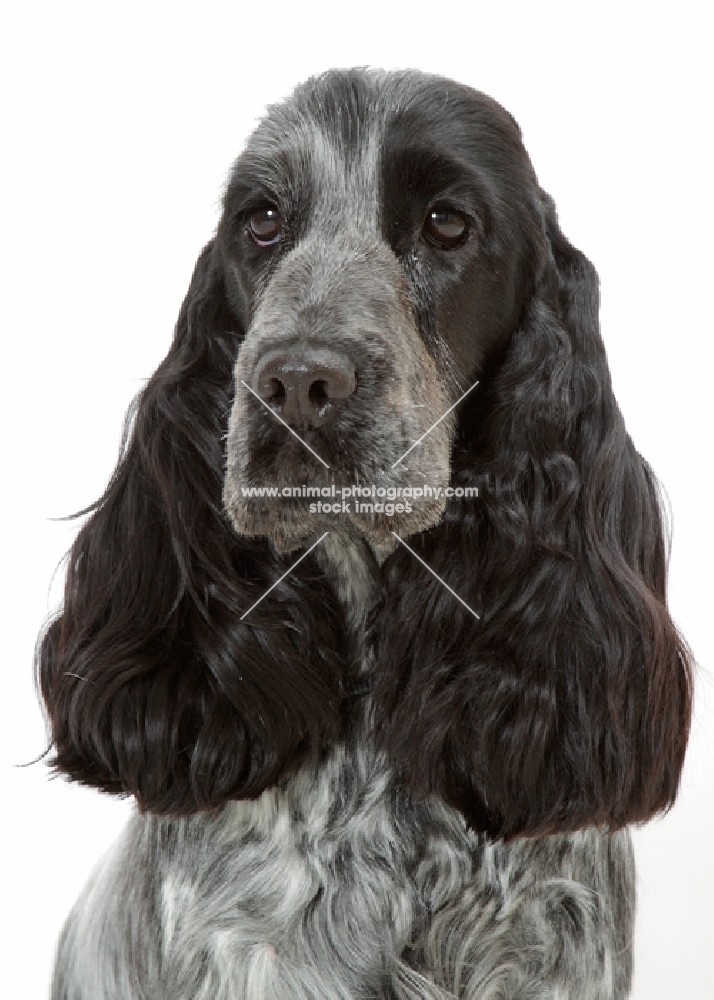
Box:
224;495;448;556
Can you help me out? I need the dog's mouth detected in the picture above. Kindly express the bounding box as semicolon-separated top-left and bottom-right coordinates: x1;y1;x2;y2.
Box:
223;395;454;554
223;453;451;555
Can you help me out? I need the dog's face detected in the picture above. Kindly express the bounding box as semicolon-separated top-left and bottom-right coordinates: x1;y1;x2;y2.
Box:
222;70;540;553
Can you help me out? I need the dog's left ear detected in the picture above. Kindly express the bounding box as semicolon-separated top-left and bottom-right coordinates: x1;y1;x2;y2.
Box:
36;240;346;815
373;193;693;839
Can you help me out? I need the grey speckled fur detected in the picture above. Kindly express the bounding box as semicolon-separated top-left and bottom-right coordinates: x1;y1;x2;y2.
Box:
53;735;634;999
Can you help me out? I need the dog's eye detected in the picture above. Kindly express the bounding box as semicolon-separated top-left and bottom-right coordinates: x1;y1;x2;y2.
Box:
247;207;282;246
423;205;469;250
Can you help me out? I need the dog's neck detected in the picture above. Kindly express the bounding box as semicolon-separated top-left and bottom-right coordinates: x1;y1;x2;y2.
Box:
265;526;387;630
267;526;387;678
315;529;389;704
314;528;383;636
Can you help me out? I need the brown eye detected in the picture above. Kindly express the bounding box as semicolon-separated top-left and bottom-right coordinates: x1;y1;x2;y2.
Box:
248;206;282;246
423;205;469;249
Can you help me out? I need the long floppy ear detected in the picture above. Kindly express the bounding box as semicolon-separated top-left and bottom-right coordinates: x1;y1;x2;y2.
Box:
373;194;693;839
36;240;346;814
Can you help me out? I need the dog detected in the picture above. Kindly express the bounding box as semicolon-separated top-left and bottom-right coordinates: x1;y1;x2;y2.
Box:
37;68;692;999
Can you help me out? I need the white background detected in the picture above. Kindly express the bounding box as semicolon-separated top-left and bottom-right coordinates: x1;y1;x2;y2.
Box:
2;2;712;997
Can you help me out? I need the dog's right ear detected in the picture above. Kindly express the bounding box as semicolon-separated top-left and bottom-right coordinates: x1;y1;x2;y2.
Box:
36;239;346;815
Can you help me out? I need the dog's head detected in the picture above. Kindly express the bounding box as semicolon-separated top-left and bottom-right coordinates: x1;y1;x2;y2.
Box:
37;70;692;836
220;71;539;552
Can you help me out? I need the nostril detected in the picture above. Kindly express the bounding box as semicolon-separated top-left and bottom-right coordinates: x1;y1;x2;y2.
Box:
268;378;286;403
308;379;329;407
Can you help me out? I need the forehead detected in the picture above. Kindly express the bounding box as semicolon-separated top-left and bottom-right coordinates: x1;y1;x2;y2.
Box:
225;70;531;217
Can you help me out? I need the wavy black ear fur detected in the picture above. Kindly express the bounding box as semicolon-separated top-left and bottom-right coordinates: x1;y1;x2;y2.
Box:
373;193;693;839
36;240;347;814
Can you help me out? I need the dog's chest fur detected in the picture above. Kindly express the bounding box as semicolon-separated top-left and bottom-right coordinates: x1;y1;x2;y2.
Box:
62;738;633;999
56;534;635;1000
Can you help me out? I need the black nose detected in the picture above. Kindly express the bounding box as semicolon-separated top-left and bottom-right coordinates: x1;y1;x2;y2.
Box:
251;348;356;429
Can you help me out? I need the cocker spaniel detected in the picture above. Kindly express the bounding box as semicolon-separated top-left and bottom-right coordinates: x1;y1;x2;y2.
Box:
38;68;692;999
